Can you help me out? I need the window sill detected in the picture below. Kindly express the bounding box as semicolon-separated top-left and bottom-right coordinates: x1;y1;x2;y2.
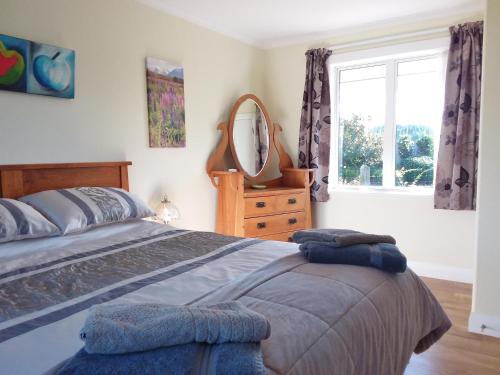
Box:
328;185;434;197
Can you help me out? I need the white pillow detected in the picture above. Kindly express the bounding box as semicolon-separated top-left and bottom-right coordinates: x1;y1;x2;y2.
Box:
0;198;60;243
20;187;156;235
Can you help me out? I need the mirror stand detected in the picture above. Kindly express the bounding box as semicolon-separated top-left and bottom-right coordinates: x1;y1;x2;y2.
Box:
206;120;294;186
206;94;313;241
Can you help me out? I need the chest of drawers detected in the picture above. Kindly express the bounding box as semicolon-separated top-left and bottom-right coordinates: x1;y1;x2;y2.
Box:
211;169;312;241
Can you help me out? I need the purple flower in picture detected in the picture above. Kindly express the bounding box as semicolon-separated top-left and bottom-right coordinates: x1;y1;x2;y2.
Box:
161;90;175;109
160;92;171;108
177;95;184;108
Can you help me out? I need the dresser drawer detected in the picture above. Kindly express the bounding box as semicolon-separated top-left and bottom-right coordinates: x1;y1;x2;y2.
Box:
245;193;306;218
259;231;297;243
244;211;306;237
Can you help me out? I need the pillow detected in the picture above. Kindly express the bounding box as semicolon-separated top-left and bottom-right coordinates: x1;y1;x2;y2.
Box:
20;187;155;235
0;198;60;243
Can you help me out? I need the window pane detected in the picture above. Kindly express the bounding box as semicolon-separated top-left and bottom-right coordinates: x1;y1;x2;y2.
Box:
340;64;386;83
395;57;442;187
397;58;442;75
338;65;385;186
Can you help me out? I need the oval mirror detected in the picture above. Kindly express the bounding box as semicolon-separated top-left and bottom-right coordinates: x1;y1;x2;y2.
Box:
230;96;270;177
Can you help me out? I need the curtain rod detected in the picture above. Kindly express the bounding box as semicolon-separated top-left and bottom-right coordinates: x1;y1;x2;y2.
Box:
329;26;449;51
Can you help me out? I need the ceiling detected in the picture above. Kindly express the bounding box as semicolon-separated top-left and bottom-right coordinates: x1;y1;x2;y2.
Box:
138;0;485;48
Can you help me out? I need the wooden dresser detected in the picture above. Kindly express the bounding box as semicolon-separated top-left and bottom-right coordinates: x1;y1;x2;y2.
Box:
211;169;312;241
207;94;313;242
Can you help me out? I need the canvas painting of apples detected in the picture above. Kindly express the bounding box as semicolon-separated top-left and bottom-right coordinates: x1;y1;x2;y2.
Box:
0;34;75;98
146;57;186;148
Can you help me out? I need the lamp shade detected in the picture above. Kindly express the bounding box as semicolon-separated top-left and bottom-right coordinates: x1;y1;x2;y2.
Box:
156;195;180;223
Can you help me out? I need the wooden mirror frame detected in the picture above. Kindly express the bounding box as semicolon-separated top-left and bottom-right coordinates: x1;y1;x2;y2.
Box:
206;94;294;186
228;94;273;181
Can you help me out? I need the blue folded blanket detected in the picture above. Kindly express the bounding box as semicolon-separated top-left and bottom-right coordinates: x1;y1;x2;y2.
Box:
81;301;270;354
57;301;269;375
299;242;407;273
292;228;396;247
56;342;266;375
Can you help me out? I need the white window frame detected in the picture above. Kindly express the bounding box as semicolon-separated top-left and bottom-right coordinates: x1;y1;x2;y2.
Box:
328;38;449;194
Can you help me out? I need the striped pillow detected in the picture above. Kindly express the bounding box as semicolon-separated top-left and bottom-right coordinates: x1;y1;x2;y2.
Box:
20;187;156;235
0;199;60;244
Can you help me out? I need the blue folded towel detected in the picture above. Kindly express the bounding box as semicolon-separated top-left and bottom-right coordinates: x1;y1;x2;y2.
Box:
56;342;266;375
292;228;396;247
299;242;407;273
81;301;270;354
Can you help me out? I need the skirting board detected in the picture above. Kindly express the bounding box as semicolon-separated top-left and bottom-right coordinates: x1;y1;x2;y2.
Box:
408;261;473;283
469;312;500;339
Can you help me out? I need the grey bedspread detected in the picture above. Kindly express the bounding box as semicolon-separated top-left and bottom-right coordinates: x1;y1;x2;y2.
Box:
199;253;451;375
0;223;450;375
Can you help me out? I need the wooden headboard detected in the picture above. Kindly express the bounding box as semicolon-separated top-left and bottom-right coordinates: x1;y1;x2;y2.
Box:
0;162;132;199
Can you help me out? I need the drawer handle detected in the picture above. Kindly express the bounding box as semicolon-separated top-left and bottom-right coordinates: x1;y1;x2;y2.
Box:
288;198;297;204
288;218;297;225
257;222;267;229
256;202;266;208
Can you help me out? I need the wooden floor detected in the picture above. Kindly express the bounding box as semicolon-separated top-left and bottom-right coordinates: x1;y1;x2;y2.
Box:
404;277;500;375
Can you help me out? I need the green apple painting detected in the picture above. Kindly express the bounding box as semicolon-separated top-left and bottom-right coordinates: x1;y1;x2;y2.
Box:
0;34;75;98
28;41;75;98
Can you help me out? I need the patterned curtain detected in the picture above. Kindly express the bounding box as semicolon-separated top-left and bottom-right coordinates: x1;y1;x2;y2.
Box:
435;21;483;210
298;48;332;202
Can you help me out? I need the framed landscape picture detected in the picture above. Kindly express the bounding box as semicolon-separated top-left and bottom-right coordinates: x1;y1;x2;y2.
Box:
0;34;75;98
146;57;186;148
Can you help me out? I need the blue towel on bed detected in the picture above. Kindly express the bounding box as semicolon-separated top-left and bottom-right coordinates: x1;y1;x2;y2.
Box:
292;228;396;247
81;301;270;354
57;301;269;375
56;342;266;375
299;242;407;273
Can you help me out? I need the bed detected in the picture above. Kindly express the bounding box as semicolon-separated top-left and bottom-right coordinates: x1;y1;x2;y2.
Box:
0;162;451;375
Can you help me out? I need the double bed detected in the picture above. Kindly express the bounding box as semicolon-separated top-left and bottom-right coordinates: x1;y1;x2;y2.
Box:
0;162;451;375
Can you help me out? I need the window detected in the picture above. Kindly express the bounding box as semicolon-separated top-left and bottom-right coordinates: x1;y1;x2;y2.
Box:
331;43;446;191
337;64;386;186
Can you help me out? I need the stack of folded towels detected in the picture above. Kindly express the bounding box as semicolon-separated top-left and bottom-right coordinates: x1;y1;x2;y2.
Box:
293;228;407;273
57;301;269;375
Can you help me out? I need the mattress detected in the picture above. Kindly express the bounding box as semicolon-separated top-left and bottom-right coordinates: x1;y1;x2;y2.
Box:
0;220;451;375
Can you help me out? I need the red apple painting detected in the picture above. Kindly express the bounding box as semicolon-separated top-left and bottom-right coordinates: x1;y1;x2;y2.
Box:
0;35;28;92
0;34;75;98
0;41;25;85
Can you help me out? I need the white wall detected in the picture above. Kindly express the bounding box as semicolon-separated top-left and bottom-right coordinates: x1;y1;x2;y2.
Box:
0;0;264;231
262;13;482;278
470;0;500;338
